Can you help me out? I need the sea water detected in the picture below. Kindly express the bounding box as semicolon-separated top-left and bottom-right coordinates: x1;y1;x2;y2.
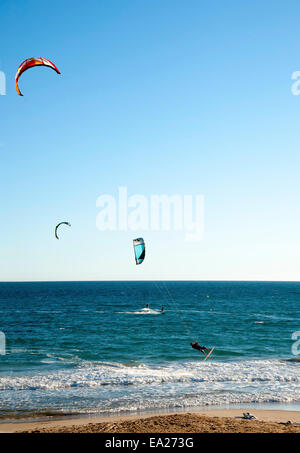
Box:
0;281;299;420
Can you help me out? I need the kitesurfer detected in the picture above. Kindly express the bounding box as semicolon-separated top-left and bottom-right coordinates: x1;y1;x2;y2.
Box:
190;341;210;356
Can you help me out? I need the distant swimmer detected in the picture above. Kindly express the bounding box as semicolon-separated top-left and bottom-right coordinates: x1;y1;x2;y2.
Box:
190;341;210;357
161;306;165;314
145;304;149;309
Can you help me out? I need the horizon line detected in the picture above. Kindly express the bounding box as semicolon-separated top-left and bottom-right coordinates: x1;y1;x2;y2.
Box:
0;279;299;284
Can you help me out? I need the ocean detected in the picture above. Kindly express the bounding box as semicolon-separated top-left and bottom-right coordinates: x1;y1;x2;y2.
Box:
0;281;299;420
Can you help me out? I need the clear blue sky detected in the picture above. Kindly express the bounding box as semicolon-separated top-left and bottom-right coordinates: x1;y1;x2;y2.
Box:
0;0;300;281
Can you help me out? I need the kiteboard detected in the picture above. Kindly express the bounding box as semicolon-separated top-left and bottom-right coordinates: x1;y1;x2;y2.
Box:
203;347;215;361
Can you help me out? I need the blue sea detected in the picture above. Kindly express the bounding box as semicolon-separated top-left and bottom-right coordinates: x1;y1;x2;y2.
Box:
0;281;299;420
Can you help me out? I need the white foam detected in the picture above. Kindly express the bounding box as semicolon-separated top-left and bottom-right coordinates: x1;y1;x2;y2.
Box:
0;359;299;395
1;359;300;419
118;308;161;315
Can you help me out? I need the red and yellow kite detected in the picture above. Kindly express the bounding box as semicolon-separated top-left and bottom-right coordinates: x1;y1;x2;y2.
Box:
15;57;61;96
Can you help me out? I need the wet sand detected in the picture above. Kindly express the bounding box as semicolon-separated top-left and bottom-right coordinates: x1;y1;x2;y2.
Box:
1;409;300;433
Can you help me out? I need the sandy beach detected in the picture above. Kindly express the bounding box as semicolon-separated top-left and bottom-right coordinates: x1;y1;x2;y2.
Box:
1;409;300;433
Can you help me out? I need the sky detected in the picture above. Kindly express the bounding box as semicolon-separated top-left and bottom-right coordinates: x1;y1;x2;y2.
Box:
0;0;300;281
